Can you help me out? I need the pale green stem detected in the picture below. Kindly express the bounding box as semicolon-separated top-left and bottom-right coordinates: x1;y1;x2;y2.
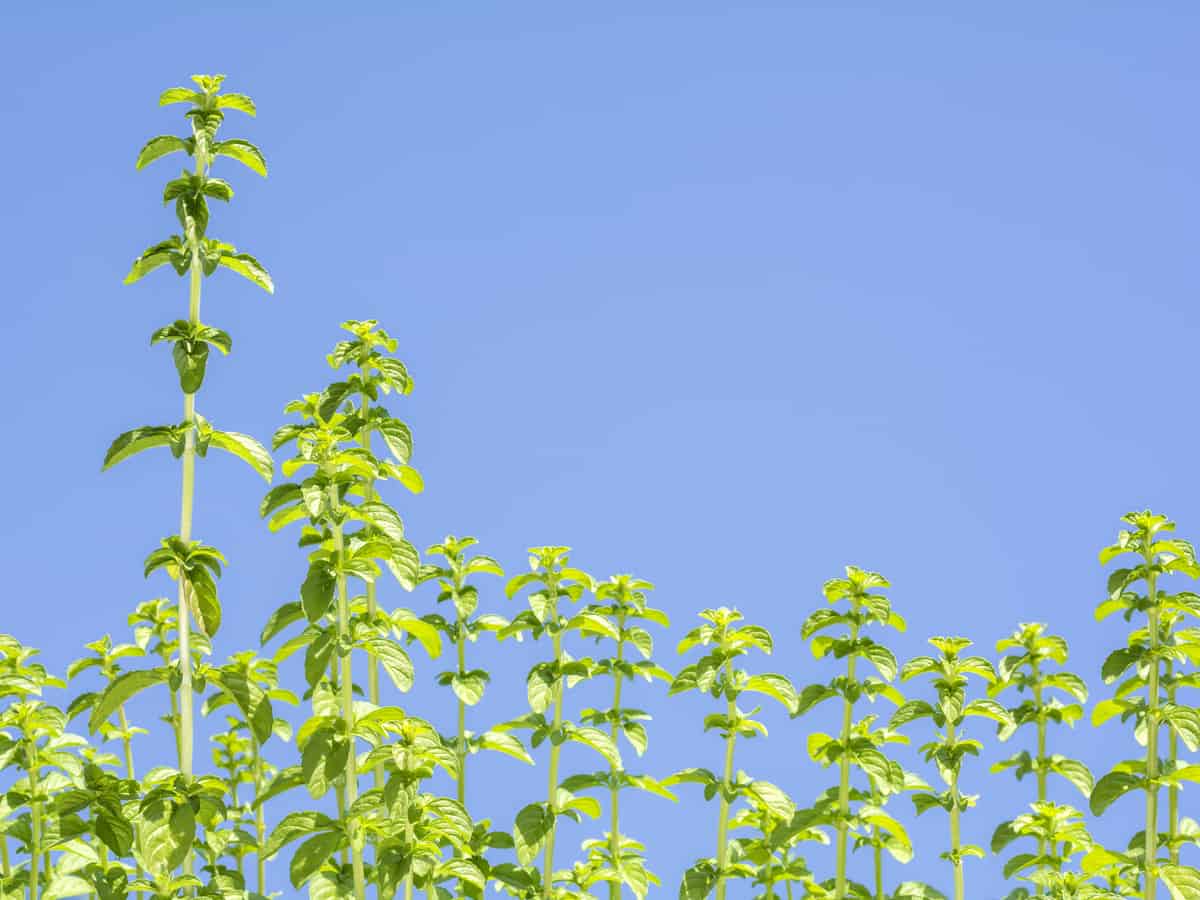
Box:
29;742;41;900
253;742;266;896
404;783;415;900
1034;672;1047;896
359;396;384;794
871;785;883;900
118;706;144;899
948;721;963;900
834;623;860;900
456;619;468;807
543;618;565;899
715;658;737;900
331;482;366;900
608;612;626;900
1145;562;1160;900
1;834;10;879
1168;674;1179;866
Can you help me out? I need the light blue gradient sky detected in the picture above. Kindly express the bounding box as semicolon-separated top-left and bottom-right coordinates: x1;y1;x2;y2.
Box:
5;3;1200;896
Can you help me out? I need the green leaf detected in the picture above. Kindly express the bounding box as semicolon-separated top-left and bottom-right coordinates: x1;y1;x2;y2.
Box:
212;138;267;176
568;726;622;767
290;831;343;888
103;426;176;469
208;430;274;482
217;251;274;293
1162;865;1200;900
1090;770;1143;815
363;637;414;692
476;731;534;764
742;673;799;712
88;668;167;733
513;802;553;865
679;862;718;900
264;810;336;859
136;135;190;169
301;564;335;621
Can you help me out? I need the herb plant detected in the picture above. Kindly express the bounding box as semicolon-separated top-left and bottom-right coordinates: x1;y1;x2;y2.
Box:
14;73;1200;900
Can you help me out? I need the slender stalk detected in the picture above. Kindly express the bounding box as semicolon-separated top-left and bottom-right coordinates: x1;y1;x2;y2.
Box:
168;681;181;768
608;612;626;900
1;834;9;879
948;720;963;900
253;741;266;897
1167;674;1179;866
28;741;41;900
1145;561;1160;900
403;784;415;900
118;706;144;898
715;659;737;900
330;482;366;900
1033;670;1047;896
358;396;384;793
873;839;883;900
834;623;860;900
543;622;565;899
455;621;468;807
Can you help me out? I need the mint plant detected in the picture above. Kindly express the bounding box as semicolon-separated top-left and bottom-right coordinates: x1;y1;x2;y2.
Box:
795;566;914;900
667;607;798;900
498;548;622;898
990;623;1092;896
892;637;1013;900
108;73;274;801
561;575;674;899
1091;511;1200;900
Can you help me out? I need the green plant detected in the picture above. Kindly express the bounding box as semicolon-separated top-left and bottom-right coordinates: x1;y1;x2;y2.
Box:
667;607;798;900
108;72;274;800
561;575;674;899
498;548;624;899
990;623;1093;897
892;637;1013;900
796;566;925;900
1091;511;1200;900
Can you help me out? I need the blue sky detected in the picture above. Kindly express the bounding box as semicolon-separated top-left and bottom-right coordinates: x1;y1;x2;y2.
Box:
5;2;1200;896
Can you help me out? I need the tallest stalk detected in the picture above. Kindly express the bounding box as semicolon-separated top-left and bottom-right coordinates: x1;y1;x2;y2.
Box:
176;129;206;783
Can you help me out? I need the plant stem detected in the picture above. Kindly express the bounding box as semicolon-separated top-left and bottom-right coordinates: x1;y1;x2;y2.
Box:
456;618;467;807
608;612;626;900
948;721;963;900
358;396;384;793
253;741;266;897
871;786;883;900
1167;674;1179;866
834;624;860;900
28;741;41;900
331;482;366;900
715;659;737;900
1;834;9;879
1033;670;1047;896
1145;561;1160;900
543;620;565;899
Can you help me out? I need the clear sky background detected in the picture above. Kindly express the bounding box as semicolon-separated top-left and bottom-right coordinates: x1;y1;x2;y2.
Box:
4;2;1200;897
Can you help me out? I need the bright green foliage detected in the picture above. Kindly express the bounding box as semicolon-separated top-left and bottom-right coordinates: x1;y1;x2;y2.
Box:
497;547;620;899
562;575;674;899
1093;511;1200;900
990;623;1092;897
991;802;1126;899
667;607;798;900
796;566;922;900
893;637;1012;900
259;324;434;900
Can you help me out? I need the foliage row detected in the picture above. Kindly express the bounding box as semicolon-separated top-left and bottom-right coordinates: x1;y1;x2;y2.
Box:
3;75;1200;900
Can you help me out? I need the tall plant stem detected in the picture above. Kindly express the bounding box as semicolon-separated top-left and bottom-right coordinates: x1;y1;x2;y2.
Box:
715;659;737;900
608;614;626;900
176;131;207;790
948;721;963;900
1167;673;1179;866
542;620;565;899
330;482;366;900
834;624;860;900
1145;561;1160;900
253;741;266;896
358;397;384;793
1033;671;1047;896
1;834;9;880
117;706;145;899
455;622;468;807
870;786;883;900
28;742;41;900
